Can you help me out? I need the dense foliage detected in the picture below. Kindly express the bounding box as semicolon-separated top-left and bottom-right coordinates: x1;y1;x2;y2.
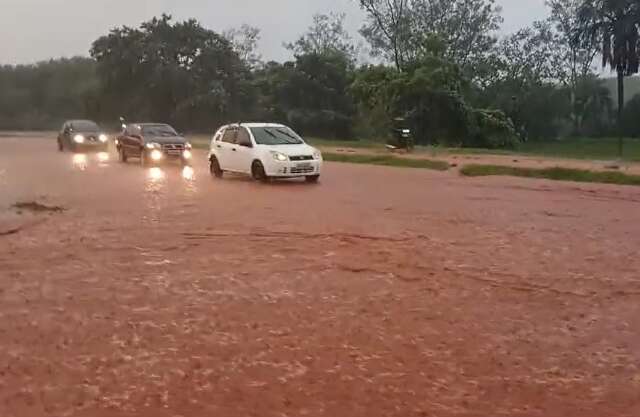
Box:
1;1;640;148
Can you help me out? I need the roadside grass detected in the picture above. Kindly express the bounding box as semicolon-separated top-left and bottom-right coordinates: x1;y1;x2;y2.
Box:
307;138;384;149
189;134;640;163
188;135;210;149
460;164;640;186
311;137;640;161
515;138;640;161
423;138;640;161
323;152;450;171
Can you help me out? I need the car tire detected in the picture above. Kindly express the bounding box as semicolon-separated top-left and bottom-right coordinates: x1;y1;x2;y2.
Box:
252;160;269;182
57;139;63;152
118;147;128;163
305;175;320;183
210;156;223;178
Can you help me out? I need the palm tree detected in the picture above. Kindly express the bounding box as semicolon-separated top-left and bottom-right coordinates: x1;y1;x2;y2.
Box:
578;0;640;156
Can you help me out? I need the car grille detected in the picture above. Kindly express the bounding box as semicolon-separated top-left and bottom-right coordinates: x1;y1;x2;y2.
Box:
86;135;98;143
162;144;185;155
291;166;315;174
290;155;314;161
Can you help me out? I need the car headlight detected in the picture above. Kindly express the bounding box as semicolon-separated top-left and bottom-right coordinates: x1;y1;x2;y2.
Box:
185;142;193;150
150;150;164;161
271;151;288;162
313;149;322;160
99;134;108;143
183;150;192;159
146;142;161;149
73;134;85;144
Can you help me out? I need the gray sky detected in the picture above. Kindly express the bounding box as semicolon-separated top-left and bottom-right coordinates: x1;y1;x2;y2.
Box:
0;0;550;65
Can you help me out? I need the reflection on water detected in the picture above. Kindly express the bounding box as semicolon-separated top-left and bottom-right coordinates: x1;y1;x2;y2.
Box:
182;166;195;181
72;154;88;171
147;167;166;182
97;152;110;163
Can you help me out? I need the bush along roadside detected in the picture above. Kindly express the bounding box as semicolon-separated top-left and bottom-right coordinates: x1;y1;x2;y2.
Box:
460;164;640;186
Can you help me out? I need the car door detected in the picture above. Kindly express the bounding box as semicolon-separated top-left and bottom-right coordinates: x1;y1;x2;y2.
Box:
218;127;238;171
234;127;255;174
124;125;143;157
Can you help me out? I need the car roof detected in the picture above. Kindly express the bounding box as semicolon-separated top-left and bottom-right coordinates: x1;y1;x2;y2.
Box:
68;119;98;125
222;122;287;129
131;123;172;127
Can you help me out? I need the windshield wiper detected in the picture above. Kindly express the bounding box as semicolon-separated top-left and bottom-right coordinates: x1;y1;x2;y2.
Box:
274;129;301;144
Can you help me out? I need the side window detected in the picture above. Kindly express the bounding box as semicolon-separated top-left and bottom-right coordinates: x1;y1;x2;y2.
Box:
222;128;237;144
237;128;252;147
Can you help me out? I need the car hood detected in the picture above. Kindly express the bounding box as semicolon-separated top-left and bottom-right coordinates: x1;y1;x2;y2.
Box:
146;136;187;144
260;143;317;156
73;130;101;136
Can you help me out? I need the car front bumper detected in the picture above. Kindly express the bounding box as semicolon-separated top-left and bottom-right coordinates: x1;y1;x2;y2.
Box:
264;159;323;177
75;141;109;150
145;148;193;164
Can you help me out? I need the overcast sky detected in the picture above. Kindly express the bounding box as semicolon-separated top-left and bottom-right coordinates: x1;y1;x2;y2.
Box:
0;0;549;65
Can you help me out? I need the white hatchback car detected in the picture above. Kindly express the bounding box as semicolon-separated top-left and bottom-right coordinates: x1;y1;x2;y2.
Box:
208;123;323;182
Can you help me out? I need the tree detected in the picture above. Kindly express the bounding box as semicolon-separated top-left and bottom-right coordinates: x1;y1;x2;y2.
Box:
578;0;640;155
546;0;600;132
224;24;262;68
621;93;640;137
359;0;503;77
498;21;566;88
253;52;356;138
286;12;359;62
91;15;250;130
352;56;517;147
0;58;99;130
474;21;572;141
359;0;412;70
411;0;503;78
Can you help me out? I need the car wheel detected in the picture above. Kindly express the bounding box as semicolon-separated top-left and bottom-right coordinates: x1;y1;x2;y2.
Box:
252;160;269;182
118;147;128;163
305;175;320;183
57;138;63;152
210;156;223;178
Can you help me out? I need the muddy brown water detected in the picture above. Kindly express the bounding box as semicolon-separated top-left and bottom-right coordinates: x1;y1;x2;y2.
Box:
1;137;640;417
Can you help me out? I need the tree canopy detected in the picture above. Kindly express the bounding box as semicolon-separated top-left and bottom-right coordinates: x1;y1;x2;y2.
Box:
1;4;639;147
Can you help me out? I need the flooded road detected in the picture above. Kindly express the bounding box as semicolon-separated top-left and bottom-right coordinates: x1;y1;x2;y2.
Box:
1;137;640;417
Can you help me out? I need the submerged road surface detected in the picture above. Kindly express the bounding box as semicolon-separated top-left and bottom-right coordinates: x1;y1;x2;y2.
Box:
1;136;640;417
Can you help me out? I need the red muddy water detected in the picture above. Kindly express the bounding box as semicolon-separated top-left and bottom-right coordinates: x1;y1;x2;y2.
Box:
1;137;640;417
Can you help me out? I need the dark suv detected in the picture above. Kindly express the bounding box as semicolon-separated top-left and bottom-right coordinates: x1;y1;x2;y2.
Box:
57;120;109;152
116;123;193;167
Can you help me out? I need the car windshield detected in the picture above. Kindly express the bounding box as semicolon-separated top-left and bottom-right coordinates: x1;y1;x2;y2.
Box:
72;121;99;131
250;126;304;145
142;124;177;137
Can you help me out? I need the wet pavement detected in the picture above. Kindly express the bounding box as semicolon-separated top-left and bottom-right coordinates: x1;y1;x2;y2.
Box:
1;136;640;417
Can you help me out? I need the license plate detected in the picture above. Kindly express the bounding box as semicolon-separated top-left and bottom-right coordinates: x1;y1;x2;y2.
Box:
296;162;311;168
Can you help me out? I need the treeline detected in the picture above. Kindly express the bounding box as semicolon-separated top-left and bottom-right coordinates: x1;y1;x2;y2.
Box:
1;0;640;148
